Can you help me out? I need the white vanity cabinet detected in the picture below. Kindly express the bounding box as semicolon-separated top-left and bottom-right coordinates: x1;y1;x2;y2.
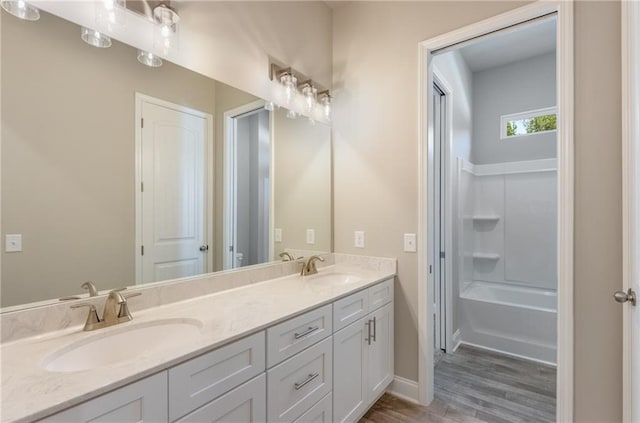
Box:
39;278;394;423
333;279;394;423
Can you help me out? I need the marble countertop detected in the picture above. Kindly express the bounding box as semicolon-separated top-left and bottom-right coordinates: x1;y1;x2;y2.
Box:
1;264;395;422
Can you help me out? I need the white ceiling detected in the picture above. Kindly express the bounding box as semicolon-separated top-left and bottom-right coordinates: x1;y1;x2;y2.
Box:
458;17;557;73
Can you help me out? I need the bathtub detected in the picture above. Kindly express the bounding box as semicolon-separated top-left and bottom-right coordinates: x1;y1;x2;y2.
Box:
459;281;557;365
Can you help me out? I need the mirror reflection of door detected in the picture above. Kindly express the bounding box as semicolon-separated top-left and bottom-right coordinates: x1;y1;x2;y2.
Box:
136;94;213;284
224;102;272;269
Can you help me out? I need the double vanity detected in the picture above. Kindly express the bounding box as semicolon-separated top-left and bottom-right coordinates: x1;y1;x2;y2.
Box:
1;254;396;422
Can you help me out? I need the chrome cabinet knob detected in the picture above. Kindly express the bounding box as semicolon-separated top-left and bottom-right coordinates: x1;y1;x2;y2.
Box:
613;289;637;306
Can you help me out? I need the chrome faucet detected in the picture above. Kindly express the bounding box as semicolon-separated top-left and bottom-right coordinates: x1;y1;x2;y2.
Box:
279;252;297;261
300;255;325;276
71;289;141;331
81;281;99;297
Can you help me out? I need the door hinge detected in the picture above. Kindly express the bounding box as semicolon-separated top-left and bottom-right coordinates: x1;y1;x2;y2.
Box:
429;265;433;274
141;118;144;128
141;245;144;256
440;251;445;259
228;245;234;252
141;182;144;192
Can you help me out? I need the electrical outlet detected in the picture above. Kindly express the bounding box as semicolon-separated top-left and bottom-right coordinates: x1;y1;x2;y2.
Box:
354;231;365;248
5;234;22;253
404;233;417;252
274;228;282;243
306;229;315;244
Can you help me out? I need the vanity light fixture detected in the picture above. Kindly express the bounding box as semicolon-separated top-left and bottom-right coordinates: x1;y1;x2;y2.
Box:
137;49;163;68
270;63;332;122
81;27;112;48
279;70;298;107
0;0;40;21
153;3;179;56
95;0;126;33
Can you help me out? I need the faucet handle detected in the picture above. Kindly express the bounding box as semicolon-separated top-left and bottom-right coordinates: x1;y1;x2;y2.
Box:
70;303;101;329
118;292;142;319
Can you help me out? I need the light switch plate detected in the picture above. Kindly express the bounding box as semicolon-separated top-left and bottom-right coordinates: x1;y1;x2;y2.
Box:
306;229;315;245
354;231;365;248
5;234;22;253
274;228;282;243
404;233;417;252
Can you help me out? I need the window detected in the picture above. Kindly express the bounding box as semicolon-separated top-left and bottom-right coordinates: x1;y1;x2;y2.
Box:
500;107;557;139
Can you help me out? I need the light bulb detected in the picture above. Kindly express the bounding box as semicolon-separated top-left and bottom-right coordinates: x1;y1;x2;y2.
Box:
320;94;332;121
95;0;125;33
280;73;298;106
301;83;317;114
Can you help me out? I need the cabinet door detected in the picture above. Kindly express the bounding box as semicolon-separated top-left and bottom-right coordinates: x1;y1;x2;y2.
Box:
366;302;394;403
333;317;367;423
176;374;266;423
41;372;168;423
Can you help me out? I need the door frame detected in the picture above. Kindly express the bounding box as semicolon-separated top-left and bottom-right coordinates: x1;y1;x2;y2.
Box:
417;2;574;421
221;100;272;270
134;93;214;284
621;1;639;420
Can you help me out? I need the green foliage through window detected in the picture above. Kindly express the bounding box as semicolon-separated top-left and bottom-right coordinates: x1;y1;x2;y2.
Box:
504;112;557;138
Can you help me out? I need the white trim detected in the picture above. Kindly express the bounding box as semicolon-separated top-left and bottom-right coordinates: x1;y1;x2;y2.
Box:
417;4;573;423
222;100;268;270
432;70;455;354
622;1;639;421
452;329;462;353
134;93;214;284
386;376;420;405
500;106;558;140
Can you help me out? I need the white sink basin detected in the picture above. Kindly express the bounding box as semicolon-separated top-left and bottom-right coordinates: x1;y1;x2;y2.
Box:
43;318;203;373
307;272;361;284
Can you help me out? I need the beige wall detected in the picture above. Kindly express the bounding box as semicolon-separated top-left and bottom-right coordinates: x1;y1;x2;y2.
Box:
273;109;332;256
332;1;622;420
1;11;218;306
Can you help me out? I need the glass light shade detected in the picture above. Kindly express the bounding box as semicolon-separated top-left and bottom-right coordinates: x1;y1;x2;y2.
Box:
95;0;126;33
137;50;163;68
81;27;112;48
320;94;332;121
301;84;317;114
153;4;179;56
1;0;40;21
280;73;298;106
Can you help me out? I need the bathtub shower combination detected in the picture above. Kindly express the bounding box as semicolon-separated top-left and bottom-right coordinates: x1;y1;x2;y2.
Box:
455;158;558;365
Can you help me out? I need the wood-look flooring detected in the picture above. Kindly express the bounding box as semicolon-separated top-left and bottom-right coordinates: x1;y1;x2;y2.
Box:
360;345;556;423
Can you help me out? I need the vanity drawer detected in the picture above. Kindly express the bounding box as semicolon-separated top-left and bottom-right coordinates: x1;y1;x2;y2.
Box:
368;279;394;312
41;372;168;423
333;289;369;331
267;304;332;367
169;332;265;421
292;393;332;423
175;373;266;423
267;336;333;423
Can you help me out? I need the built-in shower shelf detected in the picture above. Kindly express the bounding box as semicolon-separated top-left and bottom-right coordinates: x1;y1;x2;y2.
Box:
470;215;500;222
471;253;500;260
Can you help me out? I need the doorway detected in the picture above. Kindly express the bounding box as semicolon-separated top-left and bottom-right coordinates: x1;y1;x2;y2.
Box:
223;101;272;270
418;2;574;421
134;94;214;284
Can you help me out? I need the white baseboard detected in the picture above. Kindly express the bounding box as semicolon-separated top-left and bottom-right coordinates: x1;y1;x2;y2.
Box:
460;341;557;367
386;376;420;404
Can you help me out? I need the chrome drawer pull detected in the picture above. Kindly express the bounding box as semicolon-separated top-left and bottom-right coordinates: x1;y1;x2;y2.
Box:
372;316;377;342
294;372;320;390
294;326;319;339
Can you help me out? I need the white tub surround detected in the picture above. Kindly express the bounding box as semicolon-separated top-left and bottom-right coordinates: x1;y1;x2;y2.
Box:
1;254;396;422
457;158;557;363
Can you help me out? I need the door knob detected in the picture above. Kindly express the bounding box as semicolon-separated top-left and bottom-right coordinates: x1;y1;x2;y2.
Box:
199;245;209;252
613;288;637;306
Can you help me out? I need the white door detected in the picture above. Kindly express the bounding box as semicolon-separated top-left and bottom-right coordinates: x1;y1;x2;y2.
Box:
139;97;210;283
366;303;394;402
333;318;368;423
622;2;640;421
